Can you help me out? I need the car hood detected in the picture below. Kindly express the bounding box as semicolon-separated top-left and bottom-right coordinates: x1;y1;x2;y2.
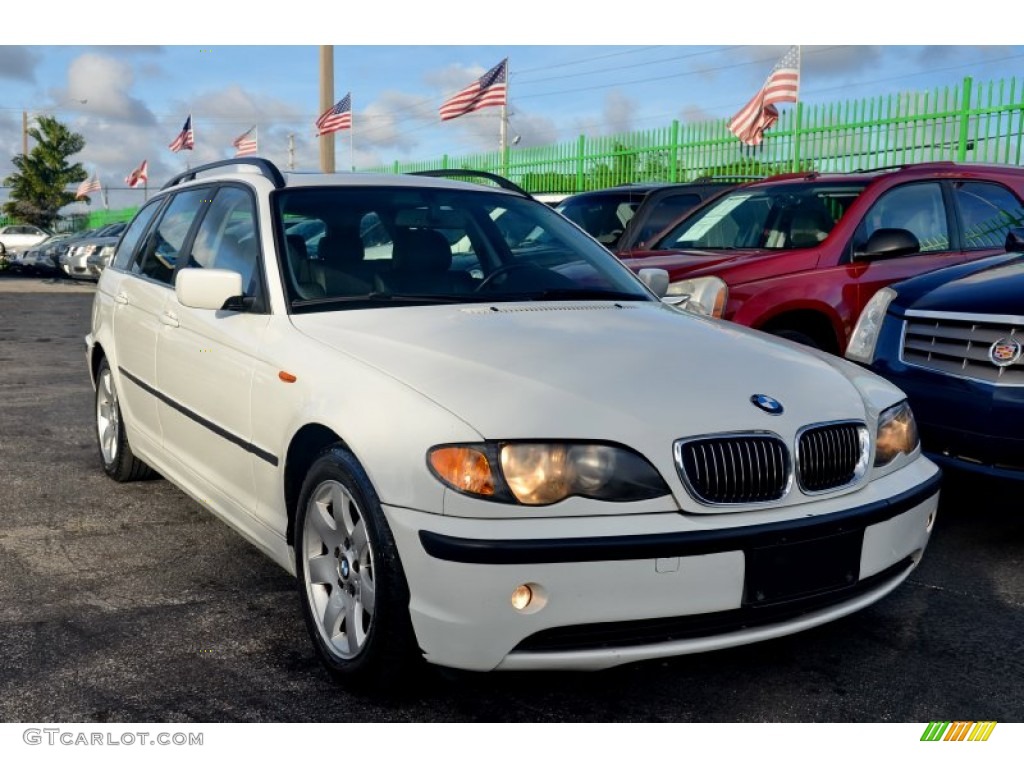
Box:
291;301;888;447
892;253;1024;316
620;247;818;279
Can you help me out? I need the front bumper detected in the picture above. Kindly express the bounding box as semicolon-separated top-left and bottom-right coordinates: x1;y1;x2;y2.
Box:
385;459;940;671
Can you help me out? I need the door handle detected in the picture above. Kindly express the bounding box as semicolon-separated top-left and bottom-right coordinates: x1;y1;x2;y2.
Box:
160;310;179;328
115;292;129;305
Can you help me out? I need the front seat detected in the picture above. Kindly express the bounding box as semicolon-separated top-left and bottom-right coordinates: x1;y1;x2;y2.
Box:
386;228;472;294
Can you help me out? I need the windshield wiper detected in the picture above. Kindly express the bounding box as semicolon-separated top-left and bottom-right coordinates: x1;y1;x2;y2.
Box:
292;292;470;309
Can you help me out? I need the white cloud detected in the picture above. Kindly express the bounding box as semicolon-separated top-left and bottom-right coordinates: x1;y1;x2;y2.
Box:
55;53;155;125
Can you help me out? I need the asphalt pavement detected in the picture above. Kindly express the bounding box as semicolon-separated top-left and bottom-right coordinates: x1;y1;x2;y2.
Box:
0;273;1021;723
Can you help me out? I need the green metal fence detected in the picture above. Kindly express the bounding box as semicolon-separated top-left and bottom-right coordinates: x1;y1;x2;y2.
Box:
6;75;1024;230
363;75;1024;192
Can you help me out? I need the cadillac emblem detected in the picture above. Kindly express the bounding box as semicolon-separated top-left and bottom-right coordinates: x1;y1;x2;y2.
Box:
989;337;1023;368
750;394;784;415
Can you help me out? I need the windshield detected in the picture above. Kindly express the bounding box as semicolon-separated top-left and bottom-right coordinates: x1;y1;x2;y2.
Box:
653;182;867;251
275;187;653;312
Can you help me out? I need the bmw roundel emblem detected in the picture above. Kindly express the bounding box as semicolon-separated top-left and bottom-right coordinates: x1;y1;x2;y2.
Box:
750;394;784;415
989;337;1022;368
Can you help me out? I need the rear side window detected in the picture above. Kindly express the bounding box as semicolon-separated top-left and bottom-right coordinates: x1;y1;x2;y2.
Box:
954;182;1024;250
132;188;209;284
112;199;163;271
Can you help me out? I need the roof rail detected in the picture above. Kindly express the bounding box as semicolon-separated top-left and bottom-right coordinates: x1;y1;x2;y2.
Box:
409;169;531;198
161;158;286;191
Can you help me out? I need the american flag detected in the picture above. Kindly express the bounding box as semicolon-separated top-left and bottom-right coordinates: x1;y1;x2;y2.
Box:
125;160;148;188
439;59;508;122
169;114;194;152
728;47;800;146
233;126;258;156
75;174;101;200
315;94;352;136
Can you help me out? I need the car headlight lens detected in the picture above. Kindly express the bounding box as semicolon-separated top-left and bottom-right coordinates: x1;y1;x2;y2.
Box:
847;287;898;364
99;245;115;257
428;442;669;505
665;276;728;317
875;401;919;466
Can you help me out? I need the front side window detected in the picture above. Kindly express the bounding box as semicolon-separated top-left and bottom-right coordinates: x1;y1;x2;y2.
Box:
275;187;653;312
655;183;865;251
854;182;950;255
954;181;1024;250
187;186;262;297
112;199;163;271
133;188;210;284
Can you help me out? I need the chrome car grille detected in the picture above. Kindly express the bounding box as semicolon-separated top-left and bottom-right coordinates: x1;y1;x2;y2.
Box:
796;422;868;493
675;434;789;504
901;315;1024;385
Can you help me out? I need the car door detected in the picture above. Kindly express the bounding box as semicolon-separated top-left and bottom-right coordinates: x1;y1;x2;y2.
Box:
850;181;965;307
111;191;209;446
155;185;271;518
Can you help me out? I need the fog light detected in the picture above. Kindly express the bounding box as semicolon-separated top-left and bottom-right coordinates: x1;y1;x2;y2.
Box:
510;584;533;611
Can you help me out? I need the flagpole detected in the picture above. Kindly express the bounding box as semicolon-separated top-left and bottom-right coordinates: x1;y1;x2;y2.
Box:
500;58;509;176
350;97;355;172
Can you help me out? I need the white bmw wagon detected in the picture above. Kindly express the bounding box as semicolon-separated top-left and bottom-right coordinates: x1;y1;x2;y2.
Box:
86;159;940;688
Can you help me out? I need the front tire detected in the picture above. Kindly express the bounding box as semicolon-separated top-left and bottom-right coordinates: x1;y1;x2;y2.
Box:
295;446;420;690
95;358;155;482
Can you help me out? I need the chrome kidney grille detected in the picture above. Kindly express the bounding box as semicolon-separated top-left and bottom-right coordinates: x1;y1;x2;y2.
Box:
676;424;868;506
796;422;869;493
675;434;790;504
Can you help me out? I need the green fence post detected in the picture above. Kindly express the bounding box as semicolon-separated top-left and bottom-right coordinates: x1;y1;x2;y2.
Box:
575;134;586;192
392;160;400;175
442;154;449;170
669;120;680;181
792;101;803;172
958;76;973;162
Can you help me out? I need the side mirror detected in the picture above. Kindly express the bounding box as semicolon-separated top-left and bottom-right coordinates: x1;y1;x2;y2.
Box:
1005;227;1024;253
176;268;244;311
637;268;669;298
854;228;920;260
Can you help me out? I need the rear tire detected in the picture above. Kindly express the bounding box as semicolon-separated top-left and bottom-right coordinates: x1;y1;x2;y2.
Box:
295;446;420;691
95;358;155;482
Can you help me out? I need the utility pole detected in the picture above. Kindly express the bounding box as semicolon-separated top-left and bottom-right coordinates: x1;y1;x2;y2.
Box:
288;133;295;171
319;45;335;173
22;111;28;156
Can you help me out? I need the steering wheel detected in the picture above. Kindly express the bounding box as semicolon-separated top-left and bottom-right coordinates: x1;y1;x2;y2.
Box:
474;262;538;292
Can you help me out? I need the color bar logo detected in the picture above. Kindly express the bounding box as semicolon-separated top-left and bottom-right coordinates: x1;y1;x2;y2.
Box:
921;721;997;741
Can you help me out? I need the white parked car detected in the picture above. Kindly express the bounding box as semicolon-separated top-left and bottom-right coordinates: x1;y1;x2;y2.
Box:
86;159;940;689
0;223;50;256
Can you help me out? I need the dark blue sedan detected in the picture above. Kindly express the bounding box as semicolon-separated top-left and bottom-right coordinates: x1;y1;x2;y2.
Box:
846;230;1024;480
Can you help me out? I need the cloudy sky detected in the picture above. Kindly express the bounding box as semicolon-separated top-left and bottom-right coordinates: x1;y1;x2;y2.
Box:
2;6;1021;212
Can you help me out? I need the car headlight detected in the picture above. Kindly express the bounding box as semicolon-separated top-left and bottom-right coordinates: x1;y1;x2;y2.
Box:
874;401;919;466
99;245;115;257
428;442;670;505
665;276;728;317
847;287;898;364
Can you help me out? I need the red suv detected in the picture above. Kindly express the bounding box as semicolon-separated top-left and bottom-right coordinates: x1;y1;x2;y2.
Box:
620;162;1024;353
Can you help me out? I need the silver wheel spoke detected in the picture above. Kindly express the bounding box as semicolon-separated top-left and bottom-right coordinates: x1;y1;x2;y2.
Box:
309;501;342;550
351;518;368;553
343;592;363;650
332;485;358;537
322;589;346;639
307;554;336;585
359;572;376;616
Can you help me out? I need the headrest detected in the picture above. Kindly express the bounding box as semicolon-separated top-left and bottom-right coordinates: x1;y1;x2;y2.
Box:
393;228;452;274
319;229;365;266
